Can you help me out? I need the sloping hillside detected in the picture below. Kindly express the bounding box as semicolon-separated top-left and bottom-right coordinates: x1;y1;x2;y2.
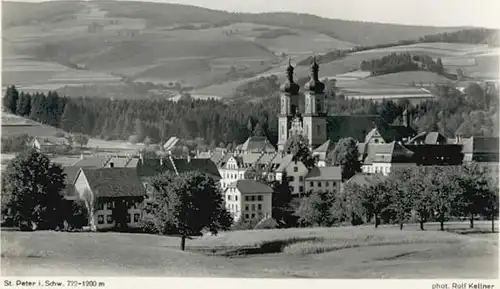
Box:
1;0;489;98
97;1;464;46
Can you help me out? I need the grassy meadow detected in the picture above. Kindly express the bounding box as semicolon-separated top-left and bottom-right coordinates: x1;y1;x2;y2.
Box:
1;222;497;278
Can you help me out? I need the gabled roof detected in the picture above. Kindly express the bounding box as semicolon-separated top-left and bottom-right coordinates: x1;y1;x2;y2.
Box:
407;131;447;145
313;140;333;153
79;168;146;198
345;173;388;187
275;154;295;172
33;136;68;147
72;157;109;168
137;158;176;177
106;157;139;168
217;153;233;168
305;166;342;181
363;142;415;164
239;137;276;153
234;180;273;194
172;158;221;179
365;126;416;144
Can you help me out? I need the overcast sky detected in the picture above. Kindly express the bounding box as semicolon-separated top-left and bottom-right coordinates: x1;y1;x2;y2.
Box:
6;0;500;28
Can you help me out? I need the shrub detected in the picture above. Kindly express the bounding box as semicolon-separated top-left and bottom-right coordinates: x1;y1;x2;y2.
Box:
254;217;279;230
231;218;260;231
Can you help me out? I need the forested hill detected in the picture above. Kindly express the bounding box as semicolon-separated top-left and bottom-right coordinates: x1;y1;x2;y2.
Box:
3;82;498;149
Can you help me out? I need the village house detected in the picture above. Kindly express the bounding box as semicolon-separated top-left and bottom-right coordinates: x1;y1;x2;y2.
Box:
360;141;416;176
461;136;499;174
72;167;146;231
224;179;273;222
304;166;342;195
31;136;70;154
274;154;309;196
312;140;334;167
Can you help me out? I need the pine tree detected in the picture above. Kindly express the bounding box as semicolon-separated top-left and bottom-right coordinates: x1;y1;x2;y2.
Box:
3;85;19;114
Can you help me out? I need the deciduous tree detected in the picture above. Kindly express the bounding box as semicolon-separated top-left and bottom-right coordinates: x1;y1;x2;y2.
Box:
148;171;232;250
2;149;66;230
328;137;361;181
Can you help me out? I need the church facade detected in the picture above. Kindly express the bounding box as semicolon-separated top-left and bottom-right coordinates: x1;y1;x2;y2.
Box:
277;58;328;152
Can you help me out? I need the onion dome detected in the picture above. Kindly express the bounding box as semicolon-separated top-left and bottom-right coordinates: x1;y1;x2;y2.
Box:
280;58;300;94
304;56;325;93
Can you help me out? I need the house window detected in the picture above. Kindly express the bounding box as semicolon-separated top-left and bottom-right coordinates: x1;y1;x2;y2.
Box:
299;176;303;182
245;205;249;211
299;186;304;192
310;182;314;187
332;181;337;187
245;196;249;201
258;204;262;210
235;195;238;201
325;181;329;187
126;214;131;223
318;182;322;187
245;214;249;219
293;166;298;172
251;213;255;218
291;186;294;192
106;215;113;224
257;195;263;201
251;196;256;201
106;201;114;209
134;214;140;223
97;215;104;224
227;195;232;201
97;202;104;210
288;176;295;182
251;204;255;211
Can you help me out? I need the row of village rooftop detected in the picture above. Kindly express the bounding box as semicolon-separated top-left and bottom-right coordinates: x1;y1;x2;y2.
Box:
26;124;499;231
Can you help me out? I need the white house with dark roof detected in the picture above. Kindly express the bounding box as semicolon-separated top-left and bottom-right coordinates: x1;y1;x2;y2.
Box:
305;166;342;195
361;142;416;176
73;167;147;231
224;180;273;222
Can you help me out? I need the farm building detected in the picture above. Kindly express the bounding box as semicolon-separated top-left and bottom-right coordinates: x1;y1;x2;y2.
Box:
30;137;70;154
72;167;146;231
304;166;342;195
223;179;273;222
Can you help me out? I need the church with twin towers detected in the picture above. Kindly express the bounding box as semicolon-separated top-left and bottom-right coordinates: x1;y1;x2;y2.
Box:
277;57;328;152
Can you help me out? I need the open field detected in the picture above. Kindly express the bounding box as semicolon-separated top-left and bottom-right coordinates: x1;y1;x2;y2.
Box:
1;222;497;278
3;1;473;99
195;41;498;98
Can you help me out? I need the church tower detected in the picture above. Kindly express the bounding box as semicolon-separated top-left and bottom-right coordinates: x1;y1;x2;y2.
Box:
277;60;300;152
302;57;327;149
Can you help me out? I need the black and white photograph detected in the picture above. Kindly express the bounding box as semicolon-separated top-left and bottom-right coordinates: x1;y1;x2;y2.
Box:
0;0;499;283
